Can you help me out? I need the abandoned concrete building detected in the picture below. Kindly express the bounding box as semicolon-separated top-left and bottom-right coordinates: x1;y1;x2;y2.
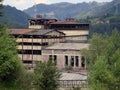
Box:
29;15;89;43
10;29;65;68
42;43;89;70
10;15;89;70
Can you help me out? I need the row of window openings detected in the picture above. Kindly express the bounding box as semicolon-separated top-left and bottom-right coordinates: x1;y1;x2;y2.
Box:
18;50;41;55
13;35;63;38
65;56;85;67
18;42;48;46
49;55;85;68
23;60;33;64
22;56;85;69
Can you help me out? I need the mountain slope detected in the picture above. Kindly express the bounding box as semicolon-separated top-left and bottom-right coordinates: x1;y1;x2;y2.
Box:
24;0;120;20
90;0;120;17
0;5;31;28
24;2;105;19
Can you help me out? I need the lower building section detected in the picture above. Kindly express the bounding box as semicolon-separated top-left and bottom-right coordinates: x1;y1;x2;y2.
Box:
42;43;89;70
42;53;86;70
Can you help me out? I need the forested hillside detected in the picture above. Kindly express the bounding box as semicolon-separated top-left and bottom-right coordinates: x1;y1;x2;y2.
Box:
24;2;105;19
0;5;31;28
24;0;120;19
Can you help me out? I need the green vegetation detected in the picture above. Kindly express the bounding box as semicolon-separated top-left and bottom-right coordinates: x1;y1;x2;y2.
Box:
89;15;120;37
0;0;23;85
0;24;26;89
0;2;33;89
0;5;30;28
34;61;61;90
82;29;120;90
0;25;61;90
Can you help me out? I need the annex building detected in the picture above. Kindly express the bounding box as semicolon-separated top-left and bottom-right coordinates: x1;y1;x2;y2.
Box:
10;15;89;70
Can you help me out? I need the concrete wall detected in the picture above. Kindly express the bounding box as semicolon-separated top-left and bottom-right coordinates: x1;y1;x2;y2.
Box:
60;30;89;36
42;49;86;70
16;30;65;69
28;25;44;29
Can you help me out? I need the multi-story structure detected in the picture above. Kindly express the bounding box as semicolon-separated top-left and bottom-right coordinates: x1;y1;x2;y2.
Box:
28;15;89;43
10;29;65;68
10;15;89;70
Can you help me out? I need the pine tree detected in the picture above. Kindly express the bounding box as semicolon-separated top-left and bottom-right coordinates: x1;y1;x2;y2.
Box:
0;24;23;85
34;61;61;90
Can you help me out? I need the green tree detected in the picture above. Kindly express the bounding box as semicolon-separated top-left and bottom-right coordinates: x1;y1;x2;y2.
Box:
34;61;61;90
82;29;120;89
0;25;24;85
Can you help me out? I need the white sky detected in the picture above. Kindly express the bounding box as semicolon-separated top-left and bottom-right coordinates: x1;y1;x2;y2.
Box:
3;0;113;10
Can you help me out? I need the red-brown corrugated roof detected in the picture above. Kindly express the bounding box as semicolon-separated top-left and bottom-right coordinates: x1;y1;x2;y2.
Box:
50;20;86;25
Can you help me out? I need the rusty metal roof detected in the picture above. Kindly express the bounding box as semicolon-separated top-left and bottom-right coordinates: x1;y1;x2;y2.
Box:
50;20;88;25
25;29;65;35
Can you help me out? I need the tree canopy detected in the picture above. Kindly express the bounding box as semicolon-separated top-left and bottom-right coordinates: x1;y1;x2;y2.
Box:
0;25;24;86
82;29;120;89
34;61;61;90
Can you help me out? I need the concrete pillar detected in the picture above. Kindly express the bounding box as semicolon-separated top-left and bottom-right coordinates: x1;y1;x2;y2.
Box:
68;56;70;67
74;56;76;68
79;56;82;68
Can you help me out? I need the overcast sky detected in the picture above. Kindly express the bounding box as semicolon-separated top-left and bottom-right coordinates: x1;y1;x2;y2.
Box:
3;0;113;10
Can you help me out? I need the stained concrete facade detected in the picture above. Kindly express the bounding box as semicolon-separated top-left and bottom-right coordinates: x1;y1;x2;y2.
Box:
10;29;65;68
28;16;89;43
10;16;89;70
42;43;89;70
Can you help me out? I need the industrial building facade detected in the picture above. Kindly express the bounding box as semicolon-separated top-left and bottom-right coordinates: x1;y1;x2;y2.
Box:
28;16;89;43
10;29;65;68
10;15;89;70
42;43;89;70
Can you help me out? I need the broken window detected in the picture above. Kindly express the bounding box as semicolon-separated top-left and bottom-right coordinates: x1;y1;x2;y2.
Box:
65;56;68;66
81;56;85;68
75;56;79;67
71;56;74;67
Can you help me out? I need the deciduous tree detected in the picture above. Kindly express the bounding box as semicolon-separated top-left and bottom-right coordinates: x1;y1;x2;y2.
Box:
82;29;120;89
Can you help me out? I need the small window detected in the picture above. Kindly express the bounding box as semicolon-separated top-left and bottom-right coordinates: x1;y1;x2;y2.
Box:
65;56;68;66
75;56;79;67
49;55;53;61
71;56;74;67
81;56;85;68
49;55;57;65
54;55;57;65
23;60;32;64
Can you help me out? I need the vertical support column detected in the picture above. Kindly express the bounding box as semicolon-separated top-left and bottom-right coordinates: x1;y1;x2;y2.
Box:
85;56;87;69
68;55;70;67
22;35;23;62
31;35;34;68
74;56;76;68
79;56;82;69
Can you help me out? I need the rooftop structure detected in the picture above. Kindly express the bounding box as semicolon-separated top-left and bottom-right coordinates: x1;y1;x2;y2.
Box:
28;15;89;43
